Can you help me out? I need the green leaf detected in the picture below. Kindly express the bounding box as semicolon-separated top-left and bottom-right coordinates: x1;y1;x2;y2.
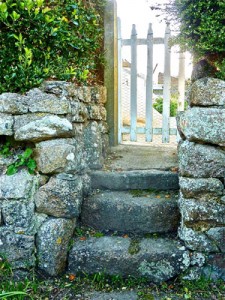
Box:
0;291;33;299
27;159;37;173
22;148;33;159
11;11;20;21
15;158;25;167
0;3;7;13
6;165;17;176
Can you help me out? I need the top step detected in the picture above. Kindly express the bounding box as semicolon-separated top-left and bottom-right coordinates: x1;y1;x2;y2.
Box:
90;169;179;191
107;145;178;171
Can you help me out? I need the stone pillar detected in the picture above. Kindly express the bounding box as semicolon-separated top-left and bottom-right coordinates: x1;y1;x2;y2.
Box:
104;0;119;146
177;77;225;280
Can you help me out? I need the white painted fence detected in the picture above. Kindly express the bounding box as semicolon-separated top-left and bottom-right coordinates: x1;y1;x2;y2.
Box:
118;19;186;144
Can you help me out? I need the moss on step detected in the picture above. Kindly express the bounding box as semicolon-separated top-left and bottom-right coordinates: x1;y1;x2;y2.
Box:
128;239;141;255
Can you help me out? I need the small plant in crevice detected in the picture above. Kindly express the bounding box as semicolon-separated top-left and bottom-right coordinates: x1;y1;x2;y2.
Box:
0;139;37;175
74;226;105;240
0;141;13;158
6;148;37;175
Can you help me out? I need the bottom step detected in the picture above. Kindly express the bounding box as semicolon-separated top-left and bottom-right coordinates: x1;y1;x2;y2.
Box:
68;236;190;283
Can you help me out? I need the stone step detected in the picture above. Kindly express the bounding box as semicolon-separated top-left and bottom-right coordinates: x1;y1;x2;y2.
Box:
81;190;180;234
68;236;190;283
90;170;179;191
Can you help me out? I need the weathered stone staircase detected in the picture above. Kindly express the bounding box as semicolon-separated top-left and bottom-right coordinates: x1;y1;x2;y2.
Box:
68;146;190;283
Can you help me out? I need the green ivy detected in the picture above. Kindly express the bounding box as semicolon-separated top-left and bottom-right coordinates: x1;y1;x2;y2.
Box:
0;0;105;93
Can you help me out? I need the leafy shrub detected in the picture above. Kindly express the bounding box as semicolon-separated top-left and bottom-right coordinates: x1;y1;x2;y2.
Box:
216;59;225;80
0;0;105;93
172;0;225;78
173;0;225;58
153;96;178;117
150;0;225;79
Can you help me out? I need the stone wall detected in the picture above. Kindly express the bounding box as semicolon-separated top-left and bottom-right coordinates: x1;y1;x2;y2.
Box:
177;77;225;280
0;81;108;277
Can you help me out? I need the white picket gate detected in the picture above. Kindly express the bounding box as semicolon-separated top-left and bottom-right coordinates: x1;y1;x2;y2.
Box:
118;18;186;144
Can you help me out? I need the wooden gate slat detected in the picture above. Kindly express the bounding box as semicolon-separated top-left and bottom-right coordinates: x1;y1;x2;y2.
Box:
145;23;154;142
122;37;164;46
162;24;171;143
130;24;138;142
122;126;177;135
178;51;186;111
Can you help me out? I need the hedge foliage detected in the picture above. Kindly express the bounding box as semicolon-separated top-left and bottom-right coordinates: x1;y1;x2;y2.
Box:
173;0;225;79
0;0;105;93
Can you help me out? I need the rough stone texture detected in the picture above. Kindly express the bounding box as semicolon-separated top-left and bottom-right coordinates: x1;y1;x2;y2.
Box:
67;86;107;104
182;267;203;281
207;227;225;253
0;170;34;200
178;225;219;252
191;61;217;83
14;113;52;131
86;105;107;121
0;156;12;174
68;237;190;283
82;174;92;197
36;218;76;276
177;107;225;146
0;114;14;135
178;140;225;178
26;88;70;114
87;291;138;300
189;77;225;107
179;177;224;201
101;133;110;158
1;200;35;233
90;86;107;104
190;252;206;267
15;115;73;142
34;138;85;174
70;102;88;122
35;174;83;218
179;196;225;227
178;78;225;280
81;191;180;234
98;121;109;134
0;93;28;114
0;228;35;269
90;170;179;191
27;213;48;235
83;122;103;169
40;81;71;96
202;254;225;281
0;83;108;275
68;86;92;103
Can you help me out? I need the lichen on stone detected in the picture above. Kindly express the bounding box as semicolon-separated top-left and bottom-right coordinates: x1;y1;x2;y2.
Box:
138;259;175;282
